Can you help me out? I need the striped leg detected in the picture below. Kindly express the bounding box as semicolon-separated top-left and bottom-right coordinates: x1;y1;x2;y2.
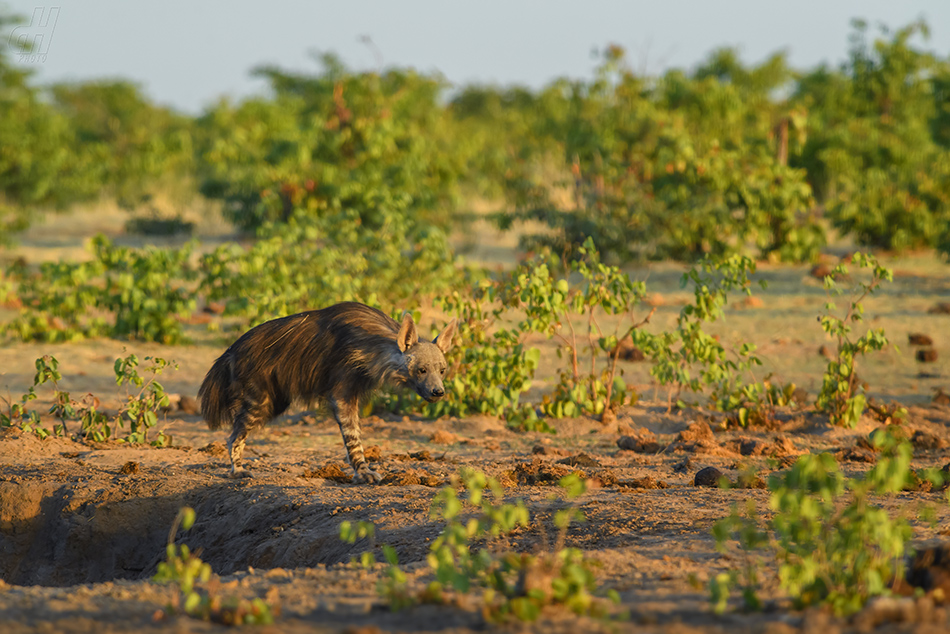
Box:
227;394;273;479
330;397;380;484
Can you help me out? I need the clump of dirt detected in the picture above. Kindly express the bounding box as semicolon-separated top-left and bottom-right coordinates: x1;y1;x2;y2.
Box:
904;544;950;597
118;461;139;475
735;471;767;490
917;349;939;363
198;441;228;458
618;476;668;490
912;430;948;451
513;458;575;485
836;446;877;463
723;435;797;458
854;595;949;630
616;431;661;453
909;333;935;346
592;470;618;487
394;450;442;462
301;462;352;483
693;466;725;488
928;302;950;314
667;421;721;454
364;445;382;462
556;453;601;468
429;430;459;445
381;469;444;487
531;444;567;457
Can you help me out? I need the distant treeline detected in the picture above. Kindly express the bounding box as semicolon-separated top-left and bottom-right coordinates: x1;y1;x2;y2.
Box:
2;14;949;262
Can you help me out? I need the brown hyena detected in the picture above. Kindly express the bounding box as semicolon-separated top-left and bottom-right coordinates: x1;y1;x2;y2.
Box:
199;302;457;483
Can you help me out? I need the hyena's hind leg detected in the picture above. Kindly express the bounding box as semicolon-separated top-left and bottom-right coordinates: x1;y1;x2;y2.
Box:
330;397;380;484
227;395;273;479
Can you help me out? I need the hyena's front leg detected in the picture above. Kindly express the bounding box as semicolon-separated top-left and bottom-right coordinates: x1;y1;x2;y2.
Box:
330;397;380;484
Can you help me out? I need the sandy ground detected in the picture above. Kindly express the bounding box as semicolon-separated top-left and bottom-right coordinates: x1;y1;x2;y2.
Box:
1;393;949;633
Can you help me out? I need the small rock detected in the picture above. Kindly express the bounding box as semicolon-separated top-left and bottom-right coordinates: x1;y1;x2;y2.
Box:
818;345;835;359
619;476;668;489
917;349;938;363
616;434;661;454
927;302;950;315
933;389;950;406
738;438;760;456
532;445;566;456
119;461;139;475
835;446;876;463
909;333;934;346
904;544;950;598
694;466;726;488
912;430;947;451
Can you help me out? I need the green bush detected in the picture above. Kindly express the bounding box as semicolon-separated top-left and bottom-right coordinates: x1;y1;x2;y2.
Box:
713;431;918;616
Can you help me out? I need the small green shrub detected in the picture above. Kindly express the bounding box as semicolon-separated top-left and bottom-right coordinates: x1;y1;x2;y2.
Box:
0;354;176;444
644;254;765;412
154;507;278;625
814;253;892;427
511;239;649;421
712;431;919;616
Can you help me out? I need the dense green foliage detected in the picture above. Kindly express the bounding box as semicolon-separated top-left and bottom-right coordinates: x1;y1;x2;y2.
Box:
4;13;950;257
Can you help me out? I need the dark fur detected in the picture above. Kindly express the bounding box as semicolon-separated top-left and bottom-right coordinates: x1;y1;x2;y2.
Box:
199;302;457;483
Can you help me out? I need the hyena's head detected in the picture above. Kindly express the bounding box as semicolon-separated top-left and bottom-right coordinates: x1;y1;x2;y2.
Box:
397;313;458;403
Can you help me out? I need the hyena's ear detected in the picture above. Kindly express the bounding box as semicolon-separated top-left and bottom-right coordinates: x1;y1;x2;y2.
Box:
397;312;418;352
434;318;458;354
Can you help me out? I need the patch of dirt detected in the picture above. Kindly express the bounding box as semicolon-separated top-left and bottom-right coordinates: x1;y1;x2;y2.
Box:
513;458;576;485
380;469;444;487
556;453;601;468
616;430;662;453
0;395;949;633
301;462;353;483
428;430;458;445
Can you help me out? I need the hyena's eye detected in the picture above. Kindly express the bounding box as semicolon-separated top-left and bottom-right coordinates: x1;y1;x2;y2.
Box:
419;367;427;375
440;367;445;375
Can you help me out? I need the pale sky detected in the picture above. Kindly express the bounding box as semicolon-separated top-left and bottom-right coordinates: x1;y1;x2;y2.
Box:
4;1;950;113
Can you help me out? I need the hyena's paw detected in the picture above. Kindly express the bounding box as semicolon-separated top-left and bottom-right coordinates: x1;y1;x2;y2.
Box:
353;465;382;484
228;467;254;479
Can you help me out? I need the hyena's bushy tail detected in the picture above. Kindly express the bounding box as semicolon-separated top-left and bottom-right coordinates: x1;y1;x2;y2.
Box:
198;354;233;431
